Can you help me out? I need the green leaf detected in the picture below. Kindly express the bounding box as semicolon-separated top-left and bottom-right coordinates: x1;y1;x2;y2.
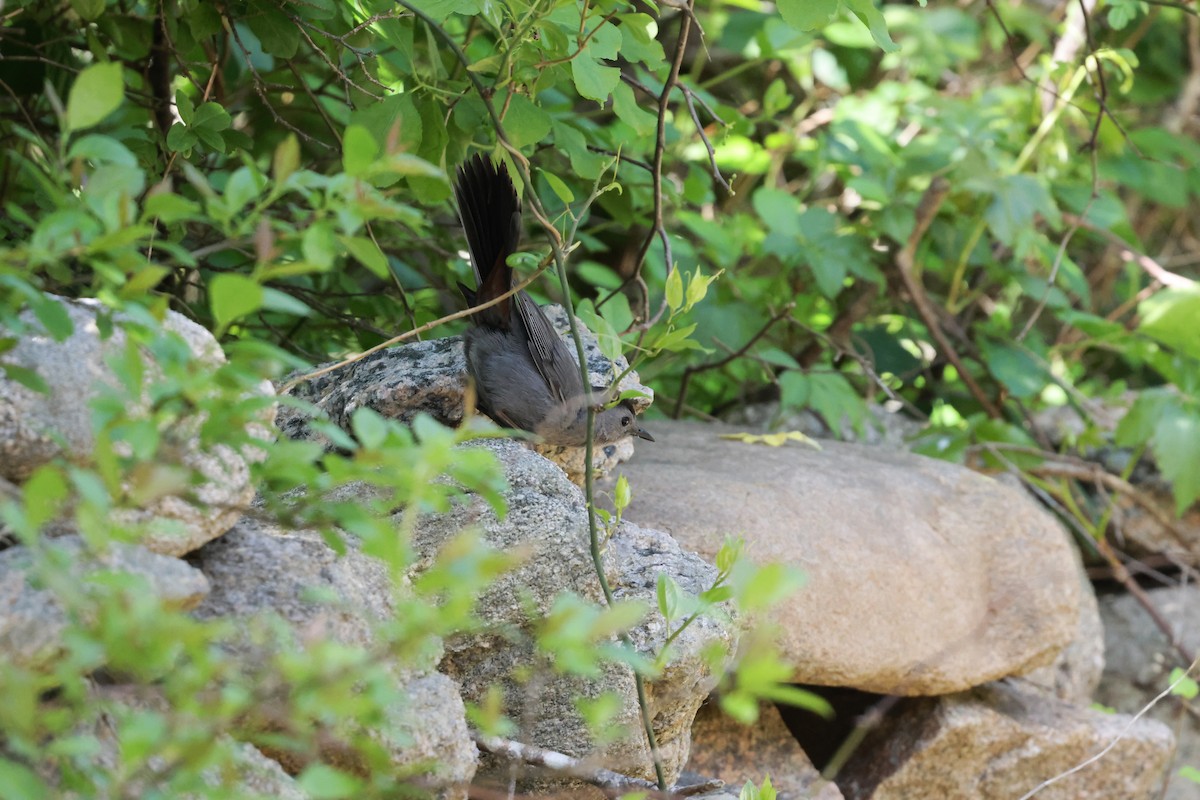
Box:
614;474;631;512
665;268;684;311
210;273;264;332
2;362;49;394
1138;286;1200;360
1169;667;1198;700
28;294;74;340
656;573;681;622
0;759;50;800
984;174;1059;247
247;4;301;59
343;124;379;177
302;222;339;270
175;89;195;124
777;0;839;31
572;56;620;103
1114;391;1169;448
978;340;1046;399
343;235;390;279
297;764;364;799
542;171;575;204
843;0;899;53
504;94;553;148
22;466;69;531
70;0;106;21
68;134;137;166
193;101;232;132
1152;402;1200;514
273;134;300;183
612;81;657;137
618;13;665;64
351;408;389;450
66;62;125;132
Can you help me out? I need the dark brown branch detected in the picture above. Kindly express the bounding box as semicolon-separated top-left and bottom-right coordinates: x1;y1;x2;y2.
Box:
1062;212;1196;288
672;303;794;418
893;179;1003;418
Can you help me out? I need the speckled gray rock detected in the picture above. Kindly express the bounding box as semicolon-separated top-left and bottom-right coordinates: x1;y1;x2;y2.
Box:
837;681;1175;800
47;685;309;800
0;535;209;671
190;517;396;651
612;420;1082;696
0;295;268;556
413;438;736;794
275;305;652;483
189;517;475;796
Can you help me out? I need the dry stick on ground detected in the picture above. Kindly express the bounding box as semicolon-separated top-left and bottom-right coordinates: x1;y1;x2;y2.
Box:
671;303;794;418
276;258;554;394
893;178;1004;419
473;735;722;798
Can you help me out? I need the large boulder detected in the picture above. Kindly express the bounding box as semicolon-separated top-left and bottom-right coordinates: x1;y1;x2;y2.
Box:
410;438;737;793
0;295;267;556
611;420;1082;696
276;305;653;483
0;535;209;671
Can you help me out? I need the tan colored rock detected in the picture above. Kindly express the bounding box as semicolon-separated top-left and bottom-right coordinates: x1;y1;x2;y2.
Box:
837;681;1175;799
611;420;1082;695
687;700;843;800
1022;551;1105;703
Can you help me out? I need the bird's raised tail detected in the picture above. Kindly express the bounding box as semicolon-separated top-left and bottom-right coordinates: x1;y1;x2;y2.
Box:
454;155;522;328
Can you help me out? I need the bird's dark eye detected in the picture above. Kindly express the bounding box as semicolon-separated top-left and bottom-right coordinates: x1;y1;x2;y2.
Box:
621;415;631;427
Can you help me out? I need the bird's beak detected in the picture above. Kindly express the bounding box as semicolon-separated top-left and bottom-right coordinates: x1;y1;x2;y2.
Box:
635;426;655;442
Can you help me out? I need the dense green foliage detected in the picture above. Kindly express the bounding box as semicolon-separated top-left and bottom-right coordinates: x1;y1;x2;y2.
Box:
1;0;1199;794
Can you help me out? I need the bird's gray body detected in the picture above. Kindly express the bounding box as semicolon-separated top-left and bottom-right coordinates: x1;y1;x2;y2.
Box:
455;156;650;446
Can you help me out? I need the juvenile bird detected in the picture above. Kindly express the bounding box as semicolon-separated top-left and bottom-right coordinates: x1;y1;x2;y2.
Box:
454;155;653;446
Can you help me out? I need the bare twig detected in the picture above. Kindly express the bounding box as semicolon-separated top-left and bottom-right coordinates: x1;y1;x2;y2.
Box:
1016;656;1200;799
631;3;696;330
1062;213;1196;288
277;259;552;395
672;304;794;418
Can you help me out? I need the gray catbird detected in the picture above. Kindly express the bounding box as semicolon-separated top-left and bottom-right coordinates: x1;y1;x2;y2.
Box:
454;155;653;446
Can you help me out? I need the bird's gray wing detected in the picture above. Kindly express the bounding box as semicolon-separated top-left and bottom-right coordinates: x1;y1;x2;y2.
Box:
514;290;585;404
